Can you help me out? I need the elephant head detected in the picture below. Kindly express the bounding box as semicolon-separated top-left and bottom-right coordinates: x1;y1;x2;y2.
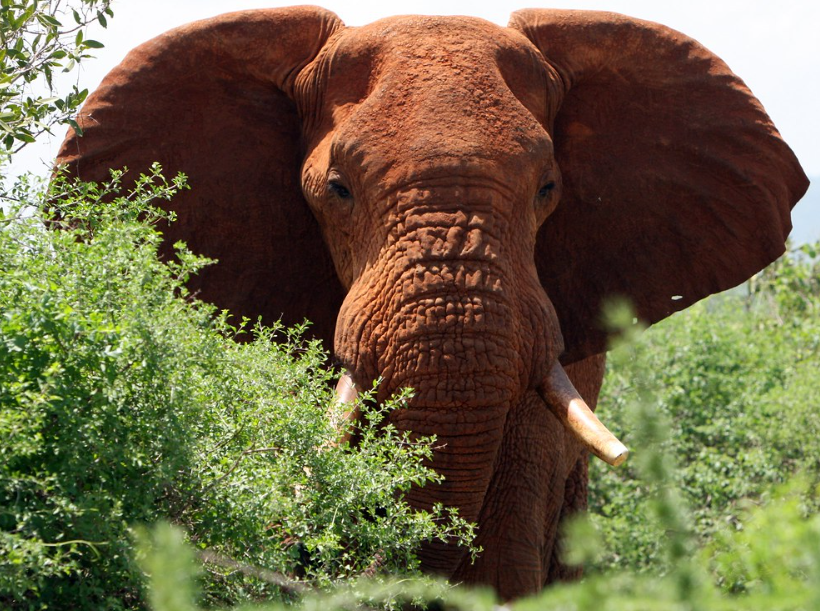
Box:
56;7;808;599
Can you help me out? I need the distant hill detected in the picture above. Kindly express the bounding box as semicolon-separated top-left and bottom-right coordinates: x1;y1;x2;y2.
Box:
790;177;819;245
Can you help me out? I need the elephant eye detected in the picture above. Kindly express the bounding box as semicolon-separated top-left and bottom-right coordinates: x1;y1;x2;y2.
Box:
328;180;352;200
538;182;556;198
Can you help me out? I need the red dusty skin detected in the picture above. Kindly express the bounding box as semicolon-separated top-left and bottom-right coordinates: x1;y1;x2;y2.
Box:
330;186;566;587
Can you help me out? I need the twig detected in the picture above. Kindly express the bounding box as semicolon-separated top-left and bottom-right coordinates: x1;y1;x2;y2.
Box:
203;446;283;492
196;548;305;595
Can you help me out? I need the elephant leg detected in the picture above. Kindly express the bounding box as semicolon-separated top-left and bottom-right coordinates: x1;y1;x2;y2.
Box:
544;454;588;583
545;353;606;585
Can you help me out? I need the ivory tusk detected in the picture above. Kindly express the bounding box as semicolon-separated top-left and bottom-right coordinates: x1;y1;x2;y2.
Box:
537;362;629;467
333;371;360;444
335;371;359;405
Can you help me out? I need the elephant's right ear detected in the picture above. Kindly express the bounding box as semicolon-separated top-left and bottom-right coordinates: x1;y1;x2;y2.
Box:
56;7;346;347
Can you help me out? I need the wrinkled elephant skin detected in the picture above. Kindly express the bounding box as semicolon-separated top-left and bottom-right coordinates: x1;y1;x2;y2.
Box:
56;7;809;599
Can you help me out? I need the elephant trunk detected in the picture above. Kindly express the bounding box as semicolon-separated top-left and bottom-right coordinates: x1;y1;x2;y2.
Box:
332;188;564;521
371;266;529;520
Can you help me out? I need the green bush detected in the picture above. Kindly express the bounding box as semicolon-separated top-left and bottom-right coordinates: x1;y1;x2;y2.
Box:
0;169;475;609
588;244;820;576
133;359;820;611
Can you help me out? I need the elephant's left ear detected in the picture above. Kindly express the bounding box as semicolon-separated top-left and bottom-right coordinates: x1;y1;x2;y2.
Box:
509;9;809;363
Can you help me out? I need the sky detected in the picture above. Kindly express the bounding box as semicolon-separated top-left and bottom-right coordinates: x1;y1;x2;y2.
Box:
11;0;818;238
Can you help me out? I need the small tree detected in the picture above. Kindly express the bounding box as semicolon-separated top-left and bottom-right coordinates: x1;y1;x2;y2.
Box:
0;0;112;160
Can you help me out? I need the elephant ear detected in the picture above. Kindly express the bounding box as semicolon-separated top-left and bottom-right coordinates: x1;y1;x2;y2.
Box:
56;7;346;347
509;9;809;363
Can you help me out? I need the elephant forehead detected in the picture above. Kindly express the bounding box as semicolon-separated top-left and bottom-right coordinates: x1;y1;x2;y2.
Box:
320;16;556;127
364;15;513;62
345;15;509;51
306;20;554;175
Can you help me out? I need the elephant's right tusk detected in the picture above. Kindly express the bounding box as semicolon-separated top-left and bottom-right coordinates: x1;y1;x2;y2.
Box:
335;371;359;405
537;362;629;467
332;371;360;444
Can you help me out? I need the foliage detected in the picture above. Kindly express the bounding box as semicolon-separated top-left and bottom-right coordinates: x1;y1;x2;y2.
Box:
0;0;113;159
136;522;497;611
134;363;820;611
588;243;820;575
522;375;820;611
0;168;476;609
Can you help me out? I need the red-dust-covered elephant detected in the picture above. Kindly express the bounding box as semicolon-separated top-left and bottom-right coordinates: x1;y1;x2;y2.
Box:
56;7;809;600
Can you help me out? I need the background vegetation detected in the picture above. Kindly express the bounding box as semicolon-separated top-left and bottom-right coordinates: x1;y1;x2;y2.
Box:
1;1;818;609
588;246;820;577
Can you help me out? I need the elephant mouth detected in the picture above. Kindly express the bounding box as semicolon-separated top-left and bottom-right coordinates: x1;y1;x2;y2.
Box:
333;363;629;467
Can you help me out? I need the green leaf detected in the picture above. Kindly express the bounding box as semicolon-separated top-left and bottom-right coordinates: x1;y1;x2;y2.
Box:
14;130;36;143
83;40;104;49
12;4;37;30
66;118;83;136
36;12;61;28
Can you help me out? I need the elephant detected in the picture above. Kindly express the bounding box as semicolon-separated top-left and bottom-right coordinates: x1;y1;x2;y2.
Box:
56;6;809;599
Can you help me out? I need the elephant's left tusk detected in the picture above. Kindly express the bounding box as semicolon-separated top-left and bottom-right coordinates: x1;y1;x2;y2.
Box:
537;362;629;467
332;371;360;444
